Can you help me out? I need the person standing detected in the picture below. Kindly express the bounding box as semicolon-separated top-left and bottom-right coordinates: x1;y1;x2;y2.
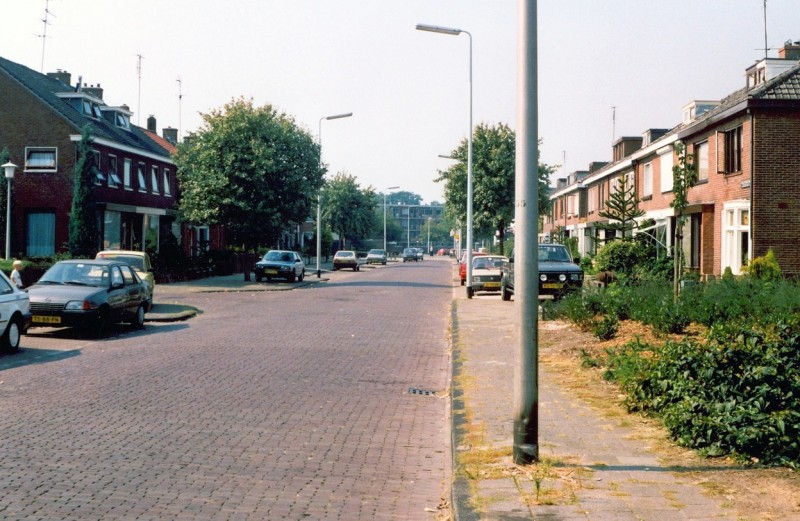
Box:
10;260;24;289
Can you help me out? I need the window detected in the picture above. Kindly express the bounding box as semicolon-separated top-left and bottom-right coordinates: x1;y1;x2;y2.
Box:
719;126;743;174
642;162;653;197
137;163;147;192
103;210;121;249
150;165;159;194
107;155;121;188
124;158;132;189
115;112;130;130
721;201;750;275
695;141;709;181
659;148;673;192
195;226;210;256
689;213;702;270
163;169;172;196
24;147;57;172
27;211;56;256
588;186;597;213
93;150;104;185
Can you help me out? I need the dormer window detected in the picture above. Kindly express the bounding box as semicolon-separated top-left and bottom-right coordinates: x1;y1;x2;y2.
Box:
115;112;130;130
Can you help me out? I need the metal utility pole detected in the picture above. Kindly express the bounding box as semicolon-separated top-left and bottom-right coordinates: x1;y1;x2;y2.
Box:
513;0;539;465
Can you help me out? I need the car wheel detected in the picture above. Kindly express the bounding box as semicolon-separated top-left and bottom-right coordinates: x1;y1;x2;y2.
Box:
255;274;263;282
354;266;359;272
501;284;512;301
288;272;296;283
466;287;474;299
298;270;304;282
131;305;146;329
0;316;22;353
266;276;273;282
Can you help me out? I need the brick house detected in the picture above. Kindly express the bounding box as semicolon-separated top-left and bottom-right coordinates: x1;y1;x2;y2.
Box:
0;56;179;258
544;41;800;278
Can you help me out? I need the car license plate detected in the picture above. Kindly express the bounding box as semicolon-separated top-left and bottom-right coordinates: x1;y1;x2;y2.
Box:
266;269;278;275
485;282;500;288
542;282;563;289
33;315;61;324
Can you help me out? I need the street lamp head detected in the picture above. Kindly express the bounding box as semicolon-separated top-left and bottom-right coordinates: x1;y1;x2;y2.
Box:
416;23;462;36
2;162;17;180
325;112;353;121
386;185;400;190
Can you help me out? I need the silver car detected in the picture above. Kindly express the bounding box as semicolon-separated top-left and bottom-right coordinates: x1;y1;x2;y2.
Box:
0;269;31;353
254;250;305;282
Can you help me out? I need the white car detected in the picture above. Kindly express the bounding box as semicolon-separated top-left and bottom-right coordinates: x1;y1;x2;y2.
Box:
0;269;31;353
467;255;507;299
365;249;387;265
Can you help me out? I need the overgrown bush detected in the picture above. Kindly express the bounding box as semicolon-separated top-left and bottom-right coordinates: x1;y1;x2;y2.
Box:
591;314;619;340
743;248;782;282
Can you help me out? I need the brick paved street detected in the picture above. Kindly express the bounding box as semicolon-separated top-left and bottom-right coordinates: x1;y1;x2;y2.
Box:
0;260;453;520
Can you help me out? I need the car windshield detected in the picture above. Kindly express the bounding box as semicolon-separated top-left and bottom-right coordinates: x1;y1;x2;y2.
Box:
39;262;110;287
264;251;293;262
473;256;505;269
369;249;384;255
538;246;571;262
98;254;144;270
337;252;354;258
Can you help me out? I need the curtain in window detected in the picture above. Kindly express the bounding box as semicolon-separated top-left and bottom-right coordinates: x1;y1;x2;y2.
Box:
27;212;55;256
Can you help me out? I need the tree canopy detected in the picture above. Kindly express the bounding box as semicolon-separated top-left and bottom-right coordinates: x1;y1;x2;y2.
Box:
322;173;376;249
174;98;323;251
436;123;555;254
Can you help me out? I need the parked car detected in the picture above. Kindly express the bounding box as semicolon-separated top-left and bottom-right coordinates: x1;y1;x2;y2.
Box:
0;269;31;353
365;249;388;265
402;248;419;262
414;248;424;261
95;250;154;310
466;255;508;299
500;244;583;301
459;252;488;286
254;250;305;282
27;259;149;336
333;250;360;271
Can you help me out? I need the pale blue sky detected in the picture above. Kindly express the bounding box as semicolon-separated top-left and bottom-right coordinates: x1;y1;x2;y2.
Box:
3;1;800;203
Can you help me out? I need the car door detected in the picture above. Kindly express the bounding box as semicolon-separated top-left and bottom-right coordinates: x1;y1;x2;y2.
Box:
0;274;16;337
106;265;129;322
120;265;145;319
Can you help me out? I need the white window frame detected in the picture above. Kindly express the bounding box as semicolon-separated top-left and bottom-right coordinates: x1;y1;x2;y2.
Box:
150;165;159;194
93;150;104;185
643;162;653;197
587;186;597;213
659;147;674;193
107;155;121;188
24;147;57;173
163;168;172;196
137;162;147;192
124;158;132;190
721;200;750;275
696;141;709;181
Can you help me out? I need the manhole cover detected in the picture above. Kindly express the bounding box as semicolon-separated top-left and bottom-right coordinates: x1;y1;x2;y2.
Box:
408;387;436;396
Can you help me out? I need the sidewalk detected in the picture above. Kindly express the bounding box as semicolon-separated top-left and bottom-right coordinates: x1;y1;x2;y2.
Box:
450;291;742;520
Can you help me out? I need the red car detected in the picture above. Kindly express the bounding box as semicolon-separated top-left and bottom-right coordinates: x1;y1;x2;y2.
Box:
459;252;488;286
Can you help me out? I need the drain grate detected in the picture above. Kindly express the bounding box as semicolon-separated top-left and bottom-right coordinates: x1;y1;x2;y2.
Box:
408;387;436;396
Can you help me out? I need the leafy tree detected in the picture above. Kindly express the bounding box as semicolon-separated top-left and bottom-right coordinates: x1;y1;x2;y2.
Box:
68;126;100;257
386;190;422;206
174;98;323;279
437;124;555;255
597;171;644;240
670;141;697;296
322;173;376;249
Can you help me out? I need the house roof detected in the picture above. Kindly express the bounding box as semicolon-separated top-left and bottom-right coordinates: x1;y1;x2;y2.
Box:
0;56;172;160
142;129;177;155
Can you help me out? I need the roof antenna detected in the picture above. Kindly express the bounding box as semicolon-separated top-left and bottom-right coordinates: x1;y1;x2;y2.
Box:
611;106;617;143
177;77;183;143
136;54;144;126
756;0;773;58
37;0;55;72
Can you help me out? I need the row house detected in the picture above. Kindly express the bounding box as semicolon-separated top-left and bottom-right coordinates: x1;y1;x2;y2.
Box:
544;40;800;278
0;56;180;258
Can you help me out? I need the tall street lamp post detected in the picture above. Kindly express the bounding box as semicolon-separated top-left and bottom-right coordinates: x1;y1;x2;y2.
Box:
2;162;18;260
384;186;399;254
316;112;353;278
427;217;432;255
417;23;474;296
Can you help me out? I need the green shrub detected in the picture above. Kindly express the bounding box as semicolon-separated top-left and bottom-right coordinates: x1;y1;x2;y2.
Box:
743;249;782;282
591;314;619;340
594;240;648;276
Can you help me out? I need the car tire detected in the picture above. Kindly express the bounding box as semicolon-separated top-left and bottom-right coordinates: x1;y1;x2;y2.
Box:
354;265;359;272
288;272;296;283
466;287;474;299
501;284;512;301
0;316;22;353
131;305;146;329
298;270;304;282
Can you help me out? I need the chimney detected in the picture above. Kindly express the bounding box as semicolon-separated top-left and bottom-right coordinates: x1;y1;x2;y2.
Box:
147;115;157;133
46;69;71;87
162;127;178;145
82;83;103;100
778;40;800;60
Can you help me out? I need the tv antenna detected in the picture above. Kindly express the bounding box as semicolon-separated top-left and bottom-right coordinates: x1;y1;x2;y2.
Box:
756;0;773;58
611;106;617;143
177;77;184;143
36;0;55;72
136;54;144;126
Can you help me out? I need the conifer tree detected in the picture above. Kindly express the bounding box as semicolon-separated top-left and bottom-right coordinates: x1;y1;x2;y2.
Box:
598;171;644;240
68;126;100;257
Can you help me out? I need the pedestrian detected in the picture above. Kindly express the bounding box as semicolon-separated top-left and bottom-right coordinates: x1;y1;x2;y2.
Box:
10;260;24;289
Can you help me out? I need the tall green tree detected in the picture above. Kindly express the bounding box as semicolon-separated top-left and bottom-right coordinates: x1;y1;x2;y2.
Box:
436;123;555;255
174;98;323;277
597;171;645;240
322;173;376;249
68;126;100;257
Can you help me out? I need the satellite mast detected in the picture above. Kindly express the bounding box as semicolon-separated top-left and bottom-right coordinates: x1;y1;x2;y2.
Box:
136;54;144;126
37;0;55;73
